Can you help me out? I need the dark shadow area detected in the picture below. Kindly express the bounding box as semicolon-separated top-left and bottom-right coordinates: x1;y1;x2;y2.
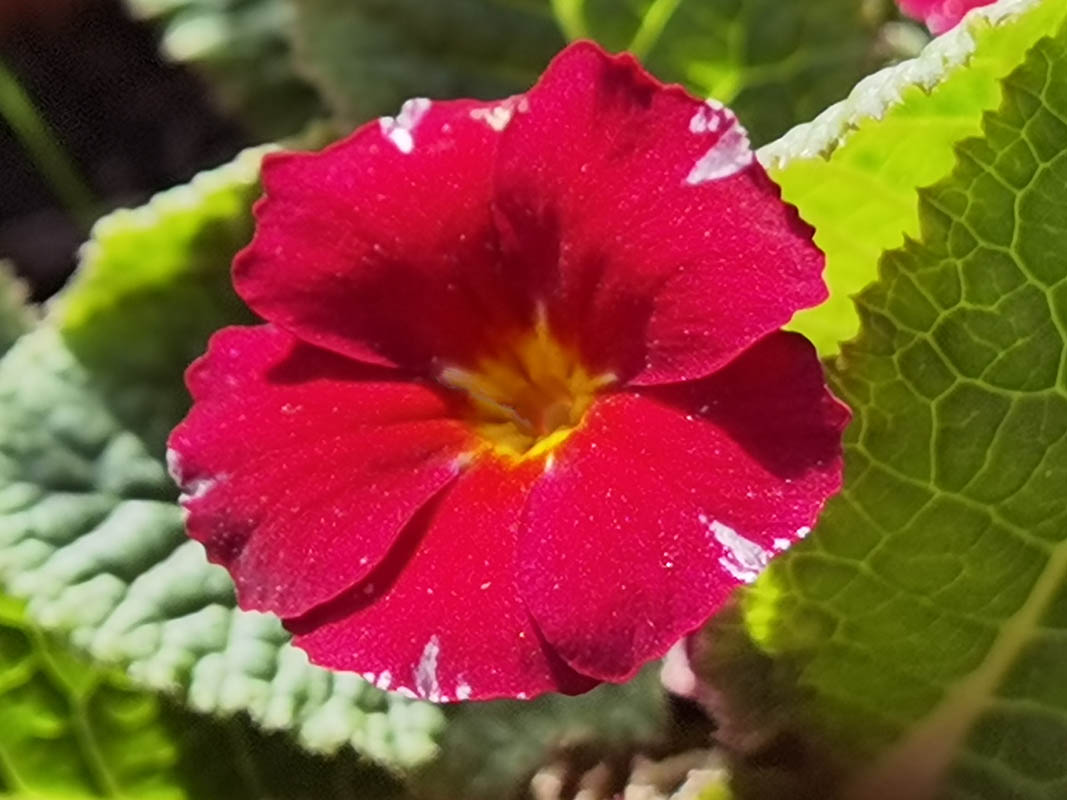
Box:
0;0;248;299
160;702;410;800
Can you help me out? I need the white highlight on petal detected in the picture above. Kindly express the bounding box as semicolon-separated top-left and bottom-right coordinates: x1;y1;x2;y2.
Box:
796;525;812;538
687;122;754;184
379;97;431;154
688;102;722;134
773;538;793;552
470;104;513;132
686;99;754;185
455;681;472;701
703;517;771;584
167;449;221;506
375;671;392;690
414;635;442;701
165;448;183;483
179;476;218;505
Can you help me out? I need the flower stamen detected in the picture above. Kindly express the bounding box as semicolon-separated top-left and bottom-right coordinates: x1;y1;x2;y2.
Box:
439;308;614;461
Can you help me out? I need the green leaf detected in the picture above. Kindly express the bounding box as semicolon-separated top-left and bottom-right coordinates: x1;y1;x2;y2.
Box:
0;262;34;356
0;593;410;799
125;0;323;139
0;148;447;769
761;0;1067;354
289;0;565;125
556;0;886;144
701;16;1067;800
53;145;267;456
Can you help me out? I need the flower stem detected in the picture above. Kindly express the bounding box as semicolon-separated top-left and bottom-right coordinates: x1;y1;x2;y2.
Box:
551;0;589;40
627;0;684;60
0;56;96;229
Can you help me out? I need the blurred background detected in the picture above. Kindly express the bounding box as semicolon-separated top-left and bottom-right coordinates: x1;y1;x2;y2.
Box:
1;0;253;299
0;0;921;303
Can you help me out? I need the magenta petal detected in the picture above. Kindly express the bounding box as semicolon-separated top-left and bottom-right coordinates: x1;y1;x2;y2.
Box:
518;333;848;681
493;42;826;385
289;458;596;701
167;325;475;618
896;0;995;32
235;98;532;372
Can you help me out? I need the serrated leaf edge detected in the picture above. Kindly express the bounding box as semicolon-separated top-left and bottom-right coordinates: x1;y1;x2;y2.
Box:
757;0;1044;170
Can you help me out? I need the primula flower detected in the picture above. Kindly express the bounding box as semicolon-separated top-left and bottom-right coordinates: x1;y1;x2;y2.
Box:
168;42;848;702
896;0;996;33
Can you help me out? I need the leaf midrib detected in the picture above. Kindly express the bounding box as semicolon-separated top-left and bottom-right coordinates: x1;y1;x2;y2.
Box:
841;533;1067;800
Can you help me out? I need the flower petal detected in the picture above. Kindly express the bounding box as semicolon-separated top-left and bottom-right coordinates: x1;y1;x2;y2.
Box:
896;0;994;33
235;98;531;372
493;42;826;385
518;332;848;681
288;458;595;701
167;325;475;617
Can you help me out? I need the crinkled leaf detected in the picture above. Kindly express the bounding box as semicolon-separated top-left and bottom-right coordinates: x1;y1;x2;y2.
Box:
761;0;1067;353
701;17;1067;800
53;145;268;456
0;262;34;355
0;148;446;768
125;0;323;139
0;593;409;799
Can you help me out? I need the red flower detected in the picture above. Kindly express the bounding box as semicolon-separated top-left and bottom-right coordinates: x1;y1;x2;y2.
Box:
168;42;848;702
896;0;995;33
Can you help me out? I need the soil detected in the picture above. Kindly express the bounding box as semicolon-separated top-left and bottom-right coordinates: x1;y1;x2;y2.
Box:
0;0;249;299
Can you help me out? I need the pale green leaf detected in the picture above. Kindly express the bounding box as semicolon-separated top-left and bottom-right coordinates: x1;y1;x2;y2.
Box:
0;148;447;769
0;263;34;356
760;0;1067;354
701;17;1067;800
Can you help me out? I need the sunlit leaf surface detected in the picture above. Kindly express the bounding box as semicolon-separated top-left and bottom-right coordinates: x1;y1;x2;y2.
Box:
702;15;1067;799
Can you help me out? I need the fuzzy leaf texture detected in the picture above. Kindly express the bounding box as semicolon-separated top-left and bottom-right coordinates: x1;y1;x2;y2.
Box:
0;262;34;355
701;15;1067;800
765;0;1067;354
0;142;670;794
0;146;446;767
289;0;885;145
0;594;410;799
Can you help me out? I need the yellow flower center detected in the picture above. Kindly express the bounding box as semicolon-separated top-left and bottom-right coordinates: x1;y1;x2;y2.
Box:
438;309;615;462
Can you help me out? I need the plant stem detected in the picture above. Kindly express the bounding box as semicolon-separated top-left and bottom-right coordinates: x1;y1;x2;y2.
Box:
0;56;96;229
